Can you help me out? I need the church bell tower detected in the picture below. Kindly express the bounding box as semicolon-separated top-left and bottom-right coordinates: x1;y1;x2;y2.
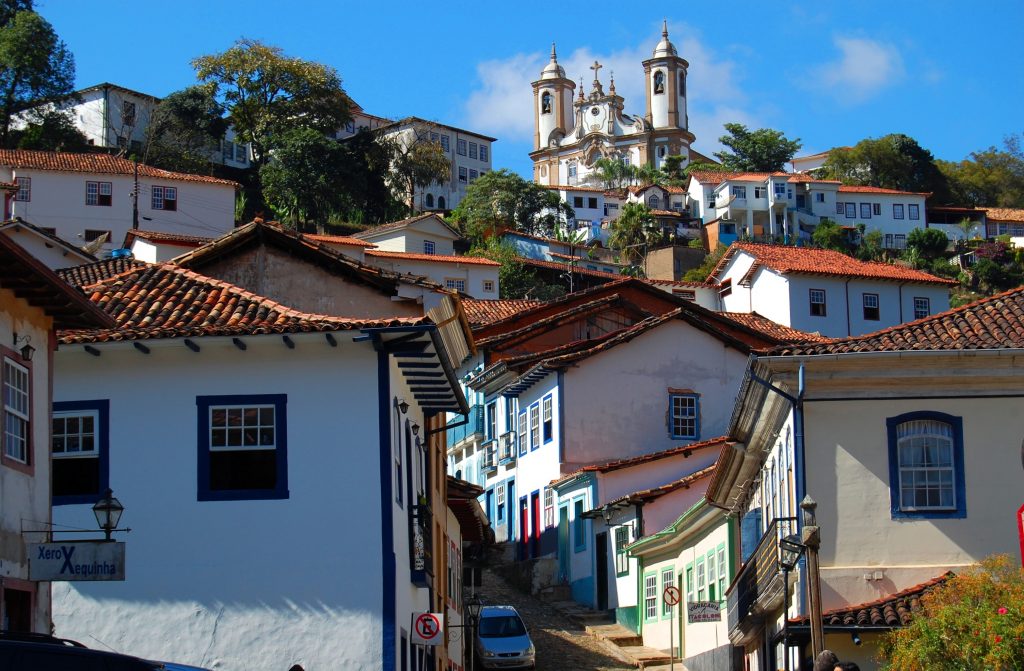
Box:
532;44;576;151
642;21;688;131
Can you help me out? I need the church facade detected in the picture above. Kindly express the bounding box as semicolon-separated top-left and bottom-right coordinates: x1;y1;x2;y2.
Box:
531;23;696;187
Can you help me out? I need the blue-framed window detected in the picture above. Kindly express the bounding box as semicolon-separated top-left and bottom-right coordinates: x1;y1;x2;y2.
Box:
573;497;586;552
197;394;289;501
517;411;528;457
497;481;506;521
529;402;540;450
669;393;700;440
485;401;497;441
886;411;966;519
52;400;110;505
542;394;553;443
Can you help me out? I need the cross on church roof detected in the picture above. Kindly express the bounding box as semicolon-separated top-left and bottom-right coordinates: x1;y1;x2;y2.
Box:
590;60;602;81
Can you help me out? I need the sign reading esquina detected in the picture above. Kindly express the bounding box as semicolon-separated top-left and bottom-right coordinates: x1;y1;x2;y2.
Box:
29;542;125;581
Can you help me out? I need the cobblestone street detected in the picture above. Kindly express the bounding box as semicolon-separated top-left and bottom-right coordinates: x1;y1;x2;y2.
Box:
474;565;632;671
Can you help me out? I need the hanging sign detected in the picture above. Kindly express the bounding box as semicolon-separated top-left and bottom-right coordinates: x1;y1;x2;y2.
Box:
687;601;722;623
29;542;125;581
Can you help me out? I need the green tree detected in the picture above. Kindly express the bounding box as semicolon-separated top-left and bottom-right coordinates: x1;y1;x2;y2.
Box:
12;108;87;151
938;133;1024;208
192;39;352;169
609;202;657;269
906;227;949;262
881;555;1024;670
682;244;726;283
381;123;451;215
450;168;572;241
467;237;563;300
811;218;849;252
0;5;75;146
335;128;406;225
858;228;884;261
590;157;632;189
713;123;801;172
820;134;951;202
144;84;229;173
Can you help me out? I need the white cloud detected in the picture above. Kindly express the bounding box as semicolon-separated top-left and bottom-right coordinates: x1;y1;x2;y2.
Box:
813;37;905;102
461;23;759;156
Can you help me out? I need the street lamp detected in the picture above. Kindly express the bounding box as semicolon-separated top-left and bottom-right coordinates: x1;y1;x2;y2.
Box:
778;534;805;671
800;495;824;656
466;594;484;671
92;489;124;541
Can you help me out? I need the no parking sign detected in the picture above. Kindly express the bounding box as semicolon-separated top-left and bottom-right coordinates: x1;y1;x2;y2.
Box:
411;612;444;646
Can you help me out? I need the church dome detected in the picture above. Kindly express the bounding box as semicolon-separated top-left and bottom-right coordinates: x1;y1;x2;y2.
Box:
540;43;566;80
653;21;678;57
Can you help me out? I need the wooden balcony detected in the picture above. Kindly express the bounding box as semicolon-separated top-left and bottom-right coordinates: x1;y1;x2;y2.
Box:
725;516;797;645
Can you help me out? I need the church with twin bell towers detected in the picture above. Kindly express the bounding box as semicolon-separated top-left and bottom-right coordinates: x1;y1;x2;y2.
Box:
530;22;697;187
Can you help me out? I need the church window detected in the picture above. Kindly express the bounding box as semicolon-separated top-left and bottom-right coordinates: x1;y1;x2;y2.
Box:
658;146;666;158
425;194;434;208
653;71;665;94
568;162;577;178
679;72;686;97
541;92;552;114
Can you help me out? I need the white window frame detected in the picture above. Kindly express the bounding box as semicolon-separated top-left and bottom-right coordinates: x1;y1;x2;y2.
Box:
15;176;30;202
86;181;112;206
482;279;495;293
544;488;554;527
717;547;727;601
644;574;658;619
518;411;528;456
893;203;905;219
3;357;29;463
151;185;177;211
542;395;553;442
896;419;956;511
753;186;766;199
696;557;706;601
662;567;675;616
423;240;436;255
445;278;466;292
908;204;920;220
208;404;276;453
529;403;540;449
52;409;99;459
913;297;930;320
809;289;826;317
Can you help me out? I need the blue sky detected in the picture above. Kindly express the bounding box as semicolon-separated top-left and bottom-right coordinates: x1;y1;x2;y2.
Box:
41;0;1024;177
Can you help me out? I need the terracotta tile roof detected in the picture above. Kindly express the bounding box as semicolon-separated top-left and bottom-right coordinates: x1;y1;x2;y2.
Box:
773;285;1024;355
838;185;931;197
124;229;214;248
603;464;717;506
551;436;728;486
352;213;460;239
985;207;1024;223
365;250;500;266
59;264;426;345
721;313;832;344
0;234;114;329
57;258;146;288
689;171;788;185
462;298;541;327
476;295;626;348
302;233;376;247
517;256;625;280
790;572;953;628
708;243;957;286
650;208;685;217
543;184;608;193
0;149;239;187
643;277;712;289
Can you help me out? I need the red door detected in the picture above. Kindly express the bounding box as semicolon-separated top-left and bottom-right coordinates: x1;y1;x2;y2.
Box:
519;497;529;560
531;492;541;558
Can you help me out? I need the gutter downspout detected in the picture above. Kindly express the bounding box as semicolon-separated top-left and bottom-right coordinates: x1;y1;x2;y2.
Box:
844;278;851;337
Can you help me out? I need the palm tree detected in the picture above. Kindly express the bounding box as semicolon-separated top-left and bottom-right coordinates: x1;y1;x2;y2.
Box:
609;202;657;271
590;157;630;189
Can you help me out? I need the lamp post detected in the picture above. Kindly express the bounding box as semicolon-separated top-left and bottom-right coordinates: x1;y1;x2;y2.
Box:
800;495;824;657
92;488;124;541
466;594;483;671
779;534;804;671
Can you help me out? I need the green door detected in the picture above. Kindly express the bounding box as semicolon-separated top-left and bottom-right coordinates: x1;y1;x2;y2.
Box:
557;504;570;581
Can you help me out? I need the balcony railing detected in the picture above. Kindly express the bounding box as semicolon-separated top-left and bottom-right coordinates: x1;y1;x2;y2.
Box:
726;517;797;642
446;403;485;449
481;441;498;473
498;431;516;463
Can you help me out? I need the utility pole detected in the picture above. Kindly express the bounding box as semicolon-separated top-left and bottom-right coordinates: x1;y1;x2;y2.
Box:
131;158;140;231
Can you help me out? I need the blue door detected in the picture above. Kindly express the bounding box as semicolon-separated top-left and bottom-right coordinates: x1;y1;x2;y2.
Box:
485;488;494;525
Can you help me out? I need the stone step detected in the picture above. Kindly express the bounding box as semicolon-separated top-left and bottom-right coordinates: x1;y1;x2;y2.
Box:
616;646;674;670
586;622;643;647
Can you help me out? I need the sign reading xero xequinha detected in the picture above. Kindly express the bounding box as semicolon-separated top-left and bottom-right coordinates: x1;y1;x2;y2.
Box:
28;542;125;581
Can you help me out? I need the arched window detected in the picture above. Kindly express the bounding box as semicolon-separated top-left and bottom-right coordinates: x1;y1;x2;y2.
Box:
438;196;446;209
649;195;660;209
679;72;686;97
541;92;552;114
425;193;434;208
653;71;665;94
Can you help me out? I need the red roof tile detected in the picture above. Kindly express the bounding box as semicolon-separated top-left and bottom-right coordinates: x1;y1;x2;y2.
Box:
124;229;215;248
838;185;931;197
302;233;376;247
365;250;500;266
57;258;146;288
462;298;541;327
773;285;1024;355
353;213;460;239
722;313;832;344
552;436;728;486
0;149;239;187
709;243;957;285
790;572;953;628
985;207;1024;223
58;264;425;344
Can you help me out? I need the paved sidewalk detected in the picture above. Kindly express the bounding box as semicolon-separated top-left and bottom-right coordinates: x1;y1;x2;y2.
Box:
475;564;632;671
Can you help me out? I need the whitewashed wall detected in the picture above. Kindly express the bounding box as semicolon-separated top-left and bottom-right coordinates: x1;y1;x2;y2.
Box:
52;334;387;671
364;256;498;299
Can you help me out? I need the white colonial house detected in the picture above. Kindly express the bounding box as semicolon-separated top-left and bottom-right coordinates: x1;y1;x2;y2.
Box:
354;213;462;256
708;287;1024;670
0;218;95;269
50;261;474;671
0;149;238;252
707;242;955;338
364;251;500;299
373;117;494;213
124;229;215;263
0;235;111;635
549;439;723;627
